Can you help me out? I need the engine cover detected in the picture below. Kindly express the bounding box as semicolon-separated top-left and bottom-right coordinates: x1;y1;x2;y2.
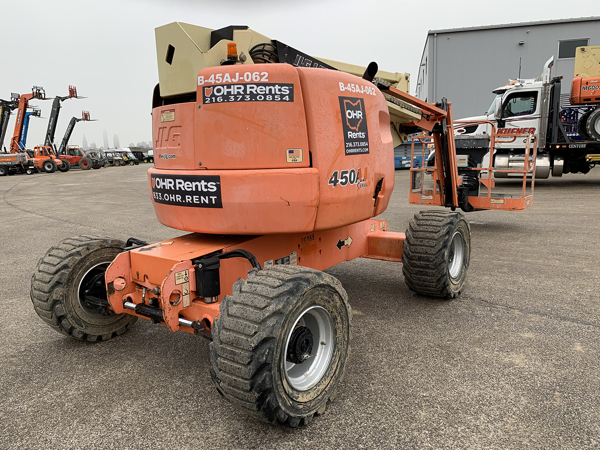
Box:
151;64;394;234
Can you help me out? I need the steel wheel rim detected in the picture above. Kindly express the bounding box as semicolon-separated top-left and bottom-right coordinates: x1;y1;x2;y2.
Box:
77;261;111;314
284;306;334;391
448;231;465;280
594;116;600;135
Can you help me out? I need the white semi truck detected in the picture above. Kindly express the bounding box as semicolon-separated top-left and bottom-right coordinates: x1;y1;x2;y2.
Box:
450;48;599;181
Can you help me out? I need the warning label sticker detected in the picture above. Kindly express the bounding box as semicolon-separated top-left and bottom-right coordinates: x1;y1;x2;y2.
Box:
151;174;223;208
203;83;294;104
339;96;369;155
175;270;189;285
160;110;175;122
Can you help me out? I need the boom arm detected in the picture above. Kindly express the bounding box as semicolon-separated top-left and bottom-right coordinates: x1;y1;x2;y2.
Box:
44;86;79;147
57;111;91;155
9;86;45;153
19;109;42;150
0;96;19;152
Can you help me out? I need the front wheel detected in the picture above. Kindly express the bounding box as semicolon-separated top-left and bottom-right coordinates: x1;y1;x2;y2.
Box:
210;265;351;427
30;236;137;341
0;166;7;176
402;210;471;299
42;159;57;173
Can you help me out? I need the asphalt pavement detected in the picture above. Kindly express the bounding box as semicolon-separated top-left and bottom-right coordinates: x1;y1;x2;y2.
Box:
1;165;599;449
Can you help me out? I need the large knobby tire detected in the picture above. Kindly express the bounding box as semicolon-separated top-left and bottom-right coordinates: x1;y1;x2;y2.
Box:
578;111;592;141
42;159;57;173
402;210;471;299
79;157;92;170
209;265;352;427
30;236;137;341
0;166;7;176
57;160;70;172
585;109;600;142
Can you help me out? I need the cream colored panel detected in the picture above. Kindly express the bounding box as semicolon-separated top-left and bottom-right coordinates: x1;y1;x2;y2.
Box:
574;46;600;78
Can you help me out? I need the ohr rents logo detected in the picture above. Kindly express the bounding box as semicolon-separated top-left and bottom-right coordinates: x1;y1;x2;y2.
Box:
152;176;218;193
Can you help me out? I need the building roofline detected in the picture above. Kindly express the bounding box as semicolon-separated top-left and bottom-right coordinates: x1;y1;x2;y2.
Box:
428;16;600;35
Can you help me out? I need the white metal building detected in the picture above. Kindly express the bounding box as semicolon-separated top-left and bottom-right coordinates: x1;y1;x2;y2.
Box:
415;17;600;119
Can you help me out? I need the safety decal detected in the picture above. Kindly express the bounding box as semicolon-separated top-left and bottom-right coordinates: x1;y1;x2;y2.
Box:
264;251;297;267
175;270;189;285
203;83;293;104
339;96;369;155
160;110;175;122
151;174;222;208
336;236;353;250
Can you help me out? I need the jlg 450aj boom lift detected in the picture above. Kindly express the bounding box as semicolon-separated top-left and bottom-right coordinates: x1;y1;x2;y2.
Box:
31;23;534;427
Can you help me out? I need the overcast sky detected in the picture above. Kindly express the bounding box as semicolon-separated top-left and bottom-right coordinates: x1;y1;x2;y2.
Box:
2;0;598;150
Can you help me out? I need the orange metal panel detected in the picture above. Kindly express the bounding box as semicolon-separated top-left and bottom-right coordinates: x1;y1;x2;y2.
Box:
153;103;197;170
129;234;250;285
149;167;320;234
194;64;310;170
297;69;395;230
365;230;405;262
106;218;403;334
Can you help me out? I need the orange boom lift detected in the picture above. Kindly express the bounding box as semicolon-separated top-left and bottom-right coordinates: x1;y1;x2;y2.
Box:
31;24;534;427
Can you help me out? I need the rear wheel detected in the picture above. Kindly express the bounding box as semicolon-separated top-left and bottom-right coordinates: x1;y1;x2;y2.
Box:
402;210;471;299
0;166;7;176
585;109;600;142
42;159;57;173
79;157;92;170
210;265;351;427
57;160;70;172
30;236;137;341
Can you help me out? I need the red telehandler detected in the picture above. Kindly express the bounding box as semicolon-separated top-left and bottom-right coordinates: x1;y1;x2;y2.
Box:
55;111;102;169
31;23;535;427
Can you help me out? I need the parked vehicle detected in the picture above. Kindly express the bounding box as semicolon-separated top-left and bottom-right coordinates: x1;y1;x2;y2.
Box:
452;49;599;179
59;145;103;170
102;150;125;166
115;148;140;165
130;148;154;163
